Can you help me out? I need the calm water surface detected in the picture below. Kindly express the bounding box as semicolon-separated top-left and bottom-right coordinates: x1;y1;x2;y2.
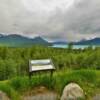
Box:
52;44;97;49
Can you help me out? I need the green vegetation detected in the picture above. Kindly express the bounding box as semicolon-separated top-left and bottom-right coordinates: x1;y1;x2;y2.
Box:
0;46;100;80
0;81;21;100
0;70;100;100
0;46;100;99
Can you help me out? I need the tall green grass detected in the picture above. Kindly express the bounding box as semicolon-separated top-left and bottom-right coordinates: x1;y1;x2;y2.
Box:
10;77;30;92
0;82;20;100
54;70;96;93
10;74;54;92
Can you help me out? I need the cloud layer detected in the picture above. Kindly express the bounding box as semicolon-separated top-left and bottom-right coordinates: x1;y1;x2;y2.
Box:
0;0;100;41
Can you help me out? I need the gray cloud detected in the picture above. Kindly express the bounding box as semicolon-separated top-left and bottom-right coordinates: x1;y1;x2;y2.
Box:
0;0;100;41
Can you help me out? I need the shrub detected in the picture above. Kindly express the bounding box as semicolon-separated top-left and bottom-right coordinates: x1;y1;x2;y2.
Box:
10;76;30;92
0;82;20;100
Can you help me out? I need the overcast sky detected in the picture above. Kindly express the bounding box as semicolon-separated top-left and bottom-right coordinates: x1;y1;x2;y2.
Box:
0;0;100;41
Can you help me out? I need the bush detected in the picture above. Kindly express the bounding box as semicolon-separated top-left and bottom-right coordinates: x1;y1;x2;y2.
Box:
10;77;30;92
0;82;20;100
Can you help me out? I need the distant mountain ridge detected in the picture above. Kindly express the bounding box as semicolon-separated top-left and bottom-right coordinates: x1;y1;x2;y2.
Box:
0;34;50;47
51;38;100;45
73;38;100;45
0;33;100;47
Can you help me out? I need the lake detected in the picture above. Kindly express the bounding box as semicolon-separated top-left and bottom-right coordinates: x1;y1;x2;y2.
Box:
51;44;97;49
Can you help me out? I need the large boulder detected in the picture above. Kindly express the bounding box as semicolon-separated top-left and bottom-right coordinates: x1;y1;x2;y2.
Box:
0;91;10;100
61;83;85;100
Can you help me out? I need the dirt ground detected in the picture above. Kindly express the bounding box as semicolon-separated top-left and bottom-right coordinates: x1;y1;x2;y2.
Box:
23;86;59;100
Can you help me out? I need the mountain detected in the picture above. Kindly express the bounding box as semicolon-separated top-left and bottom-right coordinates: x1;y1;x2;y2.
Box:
52;41;67;45
74;38;100;45
0;34;50;47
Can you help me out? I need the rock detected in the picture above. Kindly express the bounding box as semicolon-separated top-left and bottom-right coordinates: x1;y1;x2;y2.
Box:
0;91;10;100
61;83;85;100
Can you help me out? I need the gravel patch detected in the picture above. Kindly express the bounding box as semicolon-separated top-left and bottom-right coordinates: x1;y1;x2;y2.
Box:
93;94;100;100
23;93;58;100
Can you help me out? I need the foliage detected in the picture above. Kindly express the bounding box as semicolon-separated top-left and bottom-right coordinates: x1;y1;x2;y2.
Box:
0;82;21;100
0;46;100;80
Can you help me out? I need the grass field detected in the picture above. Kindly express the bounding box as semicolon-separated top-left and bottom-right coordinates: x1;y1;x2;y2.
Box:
0;69;100;100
